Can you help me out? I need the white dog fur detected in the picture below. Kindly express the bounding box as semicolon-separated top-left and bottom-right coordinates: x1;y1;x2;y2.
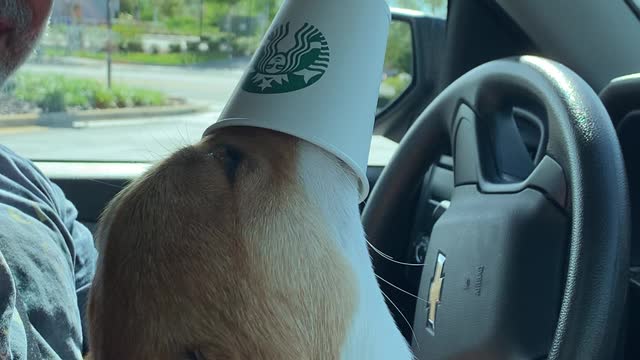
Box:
298;142;413;359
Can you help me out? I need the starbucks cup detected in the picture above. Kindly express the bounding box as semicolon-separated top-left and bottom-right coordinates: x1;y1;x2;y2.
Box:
203;0;391;202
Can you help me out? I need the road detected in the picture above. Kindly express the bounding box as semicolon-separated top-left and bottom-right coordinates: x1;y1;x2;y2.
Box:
2;59;398;165
0;111;217;162
19;57;395;109
3;59;245;161
20;58;247;108
0;111;398;165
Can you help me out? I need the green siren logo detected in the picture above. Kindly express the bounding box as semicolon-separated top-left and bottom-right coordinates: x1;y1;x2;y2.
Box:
242;22;330;94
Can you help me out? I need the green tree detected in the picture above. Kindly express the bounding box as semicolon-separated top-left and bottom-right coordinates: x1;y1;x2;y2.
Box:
119;0;138;13
395;0;422;9
384;21;413;74
159;0;183;17
426;0;445;12
391;0;447;12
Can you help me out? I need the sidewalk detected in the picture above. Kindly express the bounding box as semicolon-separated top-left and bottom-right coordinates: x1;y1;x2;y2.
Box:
27;55;251;71
21;58;245;107
0;103;211;129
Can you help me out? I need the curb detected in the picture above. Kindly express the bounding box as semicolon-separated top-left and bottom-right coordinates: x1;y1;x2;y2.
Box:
0;103;209;128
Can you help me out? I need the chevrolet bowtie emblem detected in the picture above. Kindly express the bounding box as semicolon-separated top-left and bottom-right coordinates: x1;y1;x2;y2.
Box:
427;252;446;333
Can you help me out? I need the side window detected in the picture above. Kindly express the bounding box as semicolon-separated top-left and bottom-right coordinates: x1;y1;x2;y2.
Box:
378;20;414;113
377;1;448;114
0;0;445;162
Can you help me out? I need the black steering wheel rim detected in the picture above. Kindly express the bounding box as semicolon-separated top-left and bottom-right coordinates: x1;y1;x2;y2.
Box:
363;56;629;359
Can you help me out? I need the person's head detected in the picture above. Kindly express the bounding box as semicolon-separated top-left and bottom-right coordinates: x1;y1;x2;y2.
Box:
0;0;53;85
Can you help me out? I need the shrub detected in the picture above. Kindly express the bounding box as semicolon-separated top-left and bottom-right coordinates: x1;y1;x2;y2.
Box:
94;88;117;109
140;7;154;21
131;88;165;107
186;41;201;52
125;40;144;53
165;15;198;33
112;86;135;108
40;90;67;112
169;43;182;53
206;32;234;51
231;36;261;56
112;22;144;43
13;73;167;112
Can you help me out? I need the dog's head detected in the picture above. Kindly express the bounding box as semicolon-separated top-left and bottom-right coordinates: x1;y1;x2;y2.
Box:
88;127;360;360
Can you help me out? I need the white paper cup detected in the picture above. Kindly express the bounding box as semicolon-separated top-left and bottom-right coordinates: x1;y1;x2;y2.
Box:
204;0;391;202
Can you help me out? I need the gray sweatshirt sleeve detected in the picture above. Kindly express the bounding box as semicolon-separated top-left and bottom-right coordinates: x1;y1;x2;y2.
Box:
0;145;97;359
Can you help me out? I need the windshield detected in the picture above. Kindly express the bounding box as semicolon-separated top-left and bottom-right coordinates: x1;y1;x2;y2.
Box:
0;0;447;163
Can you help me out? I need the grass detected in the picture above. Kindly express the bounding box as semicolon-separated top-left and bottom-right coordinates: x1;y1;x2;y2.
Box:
111;18;222;38
44;48;227;66
13;73;168;113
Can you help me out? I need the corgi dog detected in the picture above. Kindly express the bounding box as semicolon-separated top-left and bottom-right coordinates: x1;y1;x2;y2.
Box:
87;127;413;359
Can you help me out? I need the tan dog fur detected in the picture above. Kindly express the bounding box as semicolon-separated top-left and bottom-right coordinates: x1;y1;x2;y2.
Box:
87;127;357;359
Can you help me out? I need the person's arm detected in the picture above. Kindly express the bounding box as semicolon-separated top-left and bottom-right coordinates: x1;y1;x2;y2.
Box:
46;179;98;355
0;145;98;355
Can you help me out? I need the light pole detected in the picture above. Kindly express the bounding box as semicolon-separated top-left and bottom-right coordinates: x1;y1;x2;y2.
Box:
266;0;271;21
199;0;204;39
106;0;113;88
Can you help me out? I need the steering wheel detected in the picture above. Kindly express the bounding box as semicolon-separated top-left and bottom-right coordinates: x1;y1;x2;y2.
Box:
363;56;630;359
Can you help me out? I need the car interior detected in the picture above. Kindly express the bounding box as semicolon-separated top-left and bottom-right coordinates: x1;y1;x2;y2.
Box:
31;0;640;358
